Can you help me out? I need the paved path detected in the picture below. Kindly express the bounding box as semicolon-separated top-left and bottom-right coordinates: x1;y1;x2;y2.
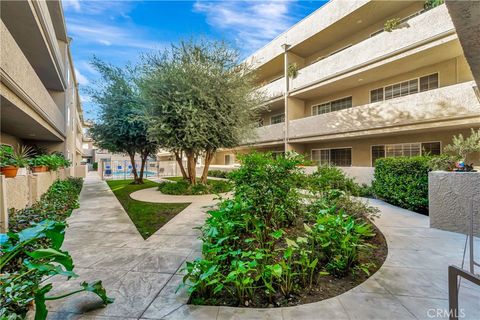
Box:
47;173;479;320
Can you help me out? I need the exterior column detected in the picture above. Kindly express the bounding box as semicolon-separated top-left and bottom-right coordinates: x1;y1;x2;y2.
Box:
282;44;290;153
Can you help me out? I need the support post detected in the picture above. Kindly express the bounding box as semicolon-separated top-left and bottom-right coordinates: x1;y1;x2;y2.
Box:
282;43;290;153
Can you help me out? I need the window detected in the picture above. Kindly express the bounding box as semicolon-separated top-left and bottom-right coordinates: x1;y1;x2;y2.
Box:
225;154;232;165
420;73;438;92
312;97;352;116
421;142;441;155
370;88;383;103
371;73;438;103
371;141;441;165
270;113;285;125
312;148;352;167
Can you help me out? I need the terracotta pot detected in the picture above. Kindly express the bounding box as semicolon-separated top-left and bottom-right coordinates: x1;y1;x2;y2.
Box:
1;165;19;178
31;165;48;173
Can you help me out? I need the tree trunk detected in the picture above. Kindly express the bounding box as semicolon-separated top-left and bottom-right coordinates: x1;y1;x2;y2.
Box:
200;149;215;184
186;150;196;185
138;152;148;184
173;150;188;179
128;152;140;184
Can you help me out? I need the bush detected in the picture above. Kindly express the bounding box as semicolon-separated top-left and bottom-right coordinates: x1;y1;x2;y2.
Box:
9;177;83;232
207;170;230;179
308;166;361;195
181;152;382;307
93;162;98;170
372;156;430;214
158;178;232;195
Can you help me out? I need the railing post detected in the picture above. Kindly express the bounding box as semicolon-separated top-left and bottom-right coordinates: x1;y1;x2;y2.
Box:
448;266;459;320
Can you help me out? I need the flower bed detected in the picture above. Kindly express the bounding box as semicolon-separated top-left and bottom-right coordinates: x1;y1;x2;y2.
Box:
181;152;387;307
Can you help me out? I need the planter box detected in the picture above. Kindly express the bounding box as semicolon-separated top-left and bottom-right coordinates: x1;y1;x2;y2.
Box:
429;171;480;236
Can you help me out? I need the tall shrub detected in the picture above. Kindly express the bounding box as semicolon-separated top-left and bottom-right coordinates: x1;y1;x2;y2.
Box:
372;156;431;214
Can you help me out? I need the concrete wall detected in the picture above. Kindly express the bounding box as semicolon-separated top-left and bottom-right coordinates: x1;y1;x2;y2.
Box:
429;171;479;236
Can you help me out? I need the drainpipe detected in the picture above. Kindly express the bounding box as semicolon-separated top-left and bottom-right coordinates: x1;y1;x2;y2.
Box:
282;44;290;153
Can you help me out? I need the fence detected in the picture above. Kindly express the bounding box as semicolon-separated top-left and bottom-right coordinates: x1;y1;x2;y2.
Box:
101;160;179;180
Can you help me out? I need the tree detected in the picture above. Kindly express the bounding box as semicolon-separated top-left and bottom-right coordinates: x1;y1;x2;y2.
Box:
140;39;263;185
88;58;157;184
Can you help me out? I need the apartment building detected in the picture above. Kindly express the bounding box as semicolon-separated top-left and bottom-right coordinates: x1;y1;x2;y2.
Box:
213;0;480;168
0;0;84;172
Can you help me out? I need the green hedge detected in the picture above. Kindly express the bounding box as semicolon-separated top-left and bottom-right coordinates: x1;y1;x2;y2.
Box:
372;156;430;214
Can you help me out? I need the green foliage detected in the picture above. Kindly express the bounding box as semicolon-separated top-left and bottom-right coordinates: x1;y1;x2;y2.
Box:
287;63;299;79
9;178;83;232
158;178;232;195
384;18;401;32
92;162;98;170
308;166;361;195
443;128;480;163
140;39;264;184
0;220;113;319
181;153;379;307
1;145;34;168
428;153;460;171
28;154;70;170
106;179;189;238
372;156;430;214
207;170;231;179
88;57;158;184
424;0;444;10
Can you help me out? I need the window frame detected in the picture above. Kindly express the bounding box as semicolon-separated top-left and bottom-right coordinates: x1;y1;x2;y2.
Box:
311;147;353;167
270;113;285;125
369;72;440;103
311;96;353;116
370;141;442;166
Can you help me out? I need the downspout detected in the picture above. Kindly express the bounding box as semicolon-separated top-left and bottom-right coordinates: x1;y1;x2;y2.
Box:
282;44;290;153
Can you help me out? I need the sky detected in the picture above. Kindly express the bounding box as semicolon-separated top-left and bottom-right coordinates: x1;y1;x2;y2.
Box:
62;0;327;120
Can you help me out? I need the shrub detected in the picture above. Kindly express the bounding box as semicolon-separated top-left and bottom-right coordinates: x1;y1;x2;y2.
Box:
384;18;401;32
9;177;83;232
207;170;230;179
308;166;361;195
158;178;231;195
93;162;98;170
372;156;430;214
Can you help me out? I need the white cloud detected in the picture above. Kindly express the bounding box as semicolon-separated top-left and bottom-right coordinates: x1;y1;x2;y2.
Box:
193;0;295;51
63;0;81;12
80;94;92;103
66;17;162;51
74;67;89;85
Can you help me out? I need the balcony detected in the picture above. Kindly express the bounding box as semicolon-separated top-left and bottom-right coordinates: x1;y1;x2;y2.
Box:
288;81;480;141
0;20;65;136
244;123;284;145
257;77;284;101
290;5;455;92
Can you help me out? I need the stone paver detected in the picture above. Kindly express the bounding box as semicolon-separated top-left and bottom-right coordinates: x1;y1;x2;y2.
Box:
47;173;479;319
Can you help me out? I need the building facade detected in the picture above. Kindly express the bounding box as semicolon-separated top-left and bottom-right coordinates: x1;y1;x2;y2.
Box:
212;0;480;167
0;0;84;173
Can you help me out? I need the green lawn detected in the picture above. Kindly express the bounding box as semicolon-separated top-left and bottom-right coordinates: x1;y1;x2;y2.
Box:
106;179;190;239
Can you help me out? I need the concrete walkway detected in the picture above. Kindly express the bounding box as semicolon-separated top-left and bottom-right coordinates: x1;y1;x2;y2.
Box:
47;173;479;320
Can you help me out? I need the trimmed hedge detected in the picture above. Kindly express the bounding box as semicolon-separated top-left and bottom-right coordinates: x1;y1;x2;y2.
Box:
372;156;430;214
207;170;230;179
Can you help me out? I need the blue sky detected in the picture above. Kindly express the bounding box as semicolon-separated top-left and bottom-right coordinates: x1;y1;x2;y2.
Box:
62;0;327;119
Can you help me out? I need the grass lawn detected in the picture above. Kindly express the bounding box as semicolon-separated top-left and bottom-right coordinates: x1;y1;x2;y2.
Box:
106;179;190;239
160;177;232;195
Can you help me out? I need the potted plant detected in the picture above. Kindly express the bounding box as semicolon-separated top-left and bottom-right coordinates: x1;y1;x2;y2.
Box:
443;128;480;172
0;145;18;178
12;145;34;176
29;155;50;173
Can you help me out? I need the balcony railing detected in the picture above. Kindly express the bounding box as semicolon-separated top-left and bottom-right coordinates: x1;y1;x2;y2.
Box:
288;81;480;140
257;77;284;101
243;123;284;145
290;5;454;92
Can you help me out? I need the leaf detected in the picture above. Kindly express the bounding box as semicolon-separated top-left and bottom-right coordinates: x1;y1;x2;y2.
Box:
81;281;114;305
27;248;74;271
271;229;284;239
34;283;53;320
285;238;298;248
271;264;282;278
